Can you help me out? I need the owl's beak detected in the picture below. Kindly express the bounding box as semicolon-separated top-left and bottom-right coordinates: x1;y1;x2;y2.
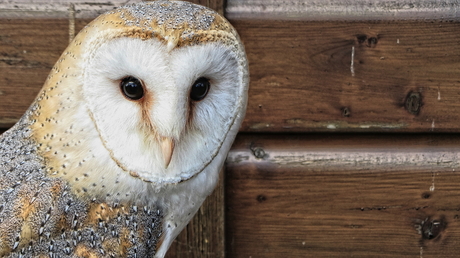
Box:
161;137;174;168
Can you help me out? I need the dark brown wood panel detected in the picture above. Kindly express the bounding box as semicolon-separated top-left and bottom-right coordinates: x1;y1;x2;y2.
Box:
233;20;460;132
0;18;88;128
226;134;460;257
0;19;65;127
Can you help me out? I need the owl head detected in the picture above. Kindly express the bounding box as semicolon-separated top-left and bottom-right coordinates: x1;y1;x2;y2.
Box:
29;1;249;189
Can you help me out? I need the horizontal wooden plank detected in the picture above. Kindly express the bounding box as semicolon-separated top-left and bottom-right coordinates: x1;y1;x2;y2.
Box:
234;20;460;132
0;18;87;128
225;133;460;257
226;0;460;21
2;18;460;132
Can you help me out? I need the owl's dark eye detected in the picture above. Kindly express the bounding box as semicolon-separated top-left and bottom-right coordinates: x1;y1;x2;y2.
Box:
190;77;210;101
120;76;144;100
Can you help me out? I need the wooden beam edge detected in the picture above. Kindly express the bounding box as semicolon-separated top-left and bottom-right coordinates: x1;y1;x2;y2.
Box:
227;133;460;173
226;0;460;21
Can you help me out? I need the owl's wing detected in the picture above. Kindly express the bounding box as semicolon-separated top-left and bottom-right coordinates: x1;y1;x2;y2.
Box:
0;120;163;257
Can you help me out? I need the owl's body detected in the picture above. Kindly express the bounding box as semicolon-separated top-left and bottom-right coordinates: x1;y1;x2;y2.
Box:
0;116;162;257
0;1;248;257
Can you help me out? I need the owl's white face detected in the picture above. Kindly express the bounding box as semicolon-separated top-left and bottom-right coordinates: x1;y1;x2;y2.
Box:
83;37;243;184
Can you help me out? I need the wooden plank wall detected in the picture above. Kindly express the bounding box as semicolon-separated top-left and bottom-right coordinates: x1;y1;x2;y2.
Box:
223;2;460;256
226;134;460;257
2;0;460;257
236;20;460;133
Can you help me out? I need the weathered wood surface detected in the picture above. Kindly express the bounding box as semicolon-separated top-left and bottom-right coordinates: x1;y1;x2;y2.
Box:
234;19;460;132
226;133;460;257
2;18;460;132
0;18;83;127
226;0;460;21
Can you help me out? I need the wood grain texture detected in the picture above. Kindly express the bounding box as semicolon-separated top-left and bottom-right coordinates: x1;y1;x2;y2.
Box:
0;18;87;128
233;20;460;132
226;0;460;20
226;134;460;257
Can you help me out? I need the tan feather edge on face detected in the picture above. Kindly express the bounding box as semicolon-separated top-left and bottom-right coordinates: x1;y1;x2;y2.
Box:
29;1;247;194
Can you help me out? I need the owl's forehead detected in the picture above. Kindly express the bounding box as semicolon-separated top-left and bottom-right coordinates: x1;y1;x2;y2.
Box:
118;1;217;31
89;1;238;50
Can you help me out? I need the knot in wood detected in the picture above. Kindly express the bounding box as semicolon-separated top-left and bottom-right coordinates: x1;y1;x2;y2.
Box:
252;147;266;159
405;92;421;115
421;217;445;240
367;37;378;47
342;107;351;117
355;34;378;48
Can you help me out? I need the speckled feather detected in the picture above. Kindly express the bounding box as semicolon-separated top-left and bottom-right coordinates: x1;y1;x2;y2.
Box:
0;114;163;257
0;1;248;257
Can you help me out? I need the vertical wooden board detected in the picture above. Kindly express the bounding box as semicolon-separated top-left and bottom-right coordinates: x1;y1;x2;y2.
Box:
232;20;460;132
226;134;460;257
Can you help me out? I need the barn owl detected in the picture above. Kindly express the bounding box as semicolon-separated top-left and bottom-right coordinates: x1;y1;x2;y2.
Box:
0;1;248;257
